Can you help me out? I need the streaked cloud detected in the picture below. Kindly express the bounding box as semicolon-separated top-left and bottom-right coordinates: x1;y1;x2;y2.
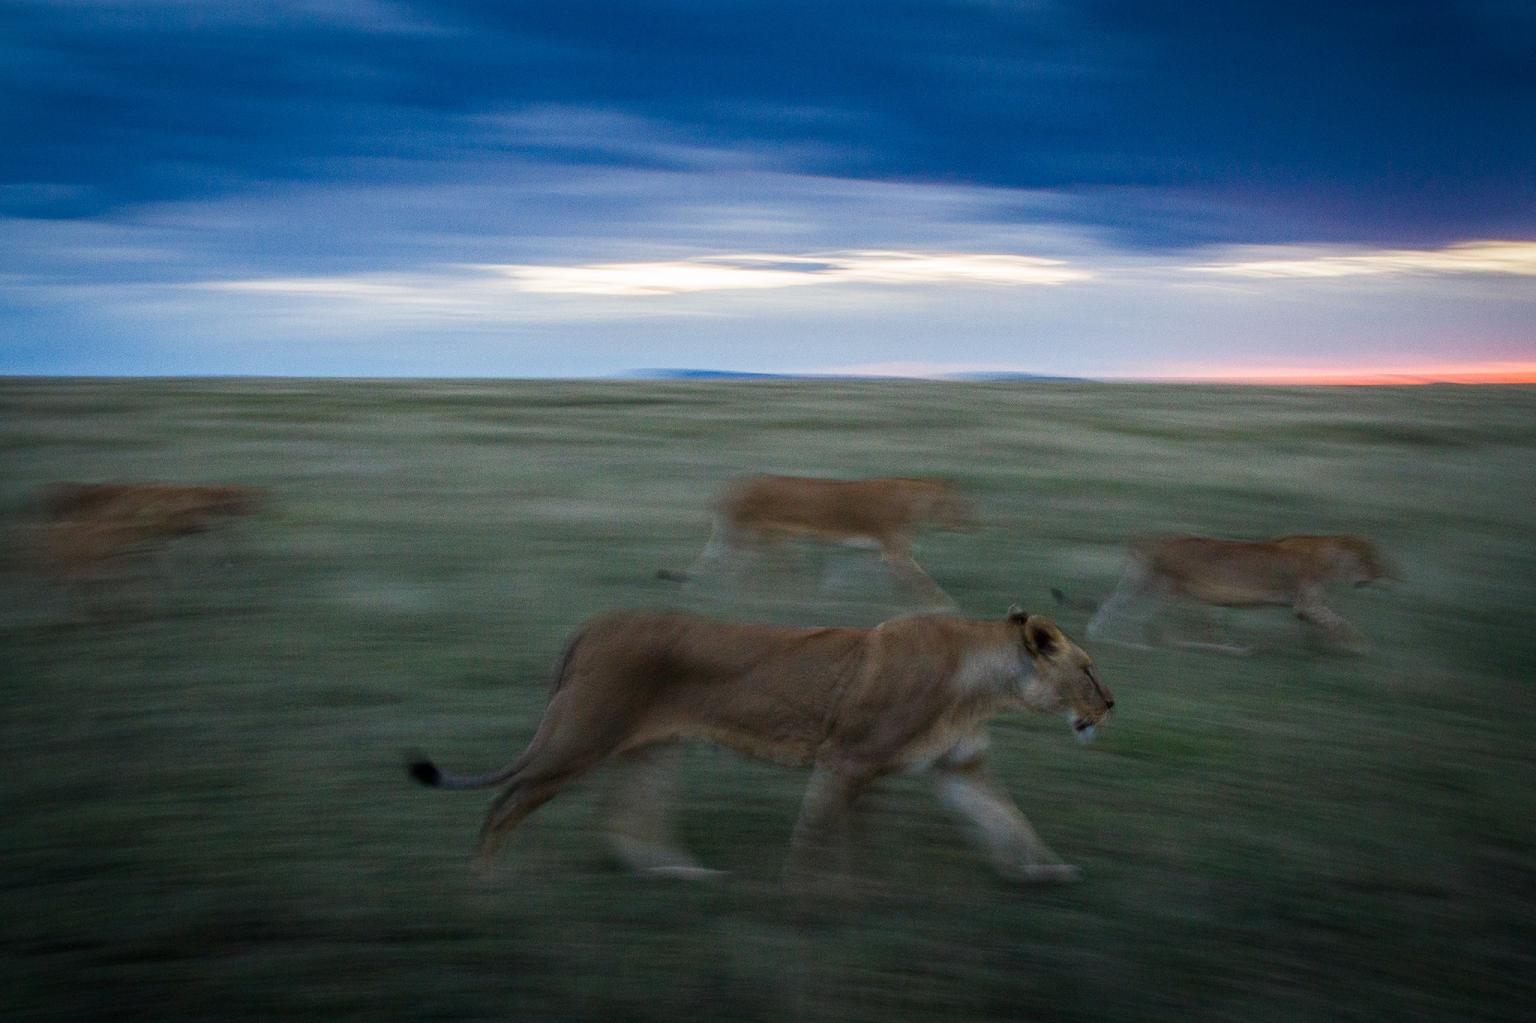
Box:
5;0;1534;376
1188;241;1536;280
484;251;1090;295
196;249;1092;304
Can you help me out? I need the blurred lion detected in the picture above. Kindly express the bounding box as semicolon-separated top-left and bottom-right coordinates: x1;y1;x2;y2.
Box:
409;606;1113;886
1076;533;1392;654
40;482;263;533
26;481;266;616
661;475;973;606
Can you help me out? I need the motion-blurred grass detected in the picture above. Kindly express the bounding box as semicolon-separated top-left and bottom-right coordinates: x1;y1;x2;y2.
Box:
2;377;1533;1021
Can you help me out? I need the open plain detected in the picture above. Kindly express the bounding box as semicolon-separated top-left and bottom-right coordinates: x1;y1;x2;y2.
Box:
2;378;1533;1021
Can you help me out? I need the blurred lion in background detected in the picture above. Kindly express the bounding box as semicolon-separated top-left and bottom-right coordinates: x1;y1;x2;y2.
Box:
40;482;263;530
660;475;974;607
1063;533;1392;654
409;606;1113;887
23;481;266;616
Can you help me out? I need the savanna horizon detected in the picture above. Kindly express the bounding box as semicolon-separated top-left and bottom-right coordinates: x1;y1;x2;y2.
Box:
3;377;1533;1022
4;361;1534;385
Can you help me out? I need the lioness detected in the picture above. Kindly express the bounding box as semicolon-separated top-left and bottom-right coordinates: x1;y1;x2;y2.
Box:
41;482;264;533
1081;533;1391;653
409;607;1113;885
663;475;973;607
28;481;265;615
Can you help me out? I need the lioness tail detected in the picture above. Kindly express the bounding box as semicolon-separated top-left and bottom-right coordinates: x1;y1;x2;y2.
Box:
407;625;595;791
1050;587;1101;613
406;755;524;790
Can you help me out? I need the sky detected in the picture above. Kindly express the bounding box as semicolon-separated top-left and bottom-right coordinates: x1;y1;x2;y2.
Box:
2;0;1533;380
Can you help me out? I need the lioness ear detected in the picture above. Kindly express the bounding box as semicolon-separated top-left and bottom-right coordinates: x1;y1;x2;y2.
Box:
1006;604;1030;624
1022;616;1064;658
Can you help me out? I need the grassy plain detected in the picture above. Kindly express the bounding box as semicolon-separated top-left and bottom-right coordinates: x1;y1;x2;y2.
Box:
2;377;1534;1021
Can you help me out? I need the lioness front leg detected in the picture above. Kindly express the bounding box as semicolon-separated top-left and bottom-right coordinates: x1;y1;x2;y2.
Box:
1294;585;1366;651
932;760;1080;884
783;763;872;891
604;745;722;882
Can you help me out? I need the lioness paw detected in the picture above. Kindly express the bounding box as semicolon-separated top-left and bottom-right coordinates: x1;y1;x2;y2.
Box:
1012;863;1081;885
643;864;727;883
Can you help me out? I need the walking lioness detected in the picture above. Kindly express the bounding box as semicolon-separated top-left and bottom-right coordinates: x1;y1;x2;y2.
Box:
409;607;1113;884
1082;533;1392;653
663;475;973;606
25;481;266;617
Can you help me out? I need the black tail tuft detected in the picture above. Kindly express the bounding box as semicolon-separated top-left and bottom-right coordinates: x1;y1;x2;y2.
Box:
407;759;441;787
1050;587;1069;605
656;568;690;583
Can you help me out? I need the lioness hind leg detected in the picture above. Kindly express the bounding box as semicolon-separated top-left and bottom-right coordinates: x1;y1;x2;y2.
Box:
472;772;583;875
1086;560;1163;649
604;745;722;881
470;693;634;872
878;540;954;609
933;761;1080;884
1167;603;1252;657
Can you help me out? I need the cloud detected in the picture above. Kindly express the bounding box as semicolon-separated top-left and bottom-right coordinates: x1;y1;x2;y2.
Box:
1188;241;1536;280
480;251;1091;296
6;2;1534;245
194;249;1092;305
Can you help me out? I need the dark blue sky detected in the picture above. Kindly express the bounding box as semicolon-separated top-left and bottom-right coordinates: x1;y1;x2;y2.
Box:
3;0;1533;376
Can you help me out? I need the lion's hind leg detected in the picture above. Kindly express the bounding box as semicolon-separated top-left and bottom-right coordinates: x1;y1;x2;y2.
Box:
604;745;723;882
470;689;647;874
1086;556;1164;650
1165;601;1252;657
877;536;955;610
472;771;584;876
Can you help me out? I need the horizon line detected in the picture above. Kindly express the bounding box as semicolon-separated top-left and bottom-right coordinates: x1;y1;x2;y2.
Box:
3;370;1535;386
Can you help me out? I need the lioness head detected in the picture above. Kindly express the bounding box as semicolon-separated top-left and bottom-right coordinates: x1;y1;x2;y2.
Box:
1008;606;1114;741
206;485;266;517
1330;536;1393;588
911;479;976;529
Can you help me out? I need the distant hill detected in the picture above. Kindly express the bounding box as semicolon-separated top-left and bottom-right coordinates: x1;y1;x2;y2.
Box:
942;371;1085;382
631;369;797;380
634;368;1086;382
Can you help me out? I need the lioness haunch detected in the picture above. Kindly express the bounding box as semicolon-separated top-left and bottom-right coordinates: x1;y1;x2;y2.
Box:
408;607;1114;885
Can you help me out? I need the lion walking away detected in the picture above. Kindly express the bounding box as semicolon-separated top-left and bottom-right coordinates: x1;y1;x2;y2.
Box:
408;606;1114;886
659;474;974;607
1080;533;1392;654
26;480;266;618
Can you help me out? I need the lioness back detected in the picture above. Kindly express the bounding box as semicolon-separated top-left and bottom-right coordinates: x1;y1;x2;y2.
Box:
719;475;952;540
559;610;868;765
1140;534;1386;606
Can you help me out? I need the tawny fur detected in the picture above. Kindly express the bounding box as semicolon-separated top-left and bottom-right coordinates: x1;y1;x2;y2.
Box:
41;482;263;534
24;482;265;610
675;475;974;605
1087;533;1391;652
409;607;1113;885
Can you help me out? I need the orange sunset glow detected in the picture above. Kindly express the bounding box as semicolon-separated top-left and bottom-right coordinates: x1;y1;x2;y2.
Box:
1144;361;1536;386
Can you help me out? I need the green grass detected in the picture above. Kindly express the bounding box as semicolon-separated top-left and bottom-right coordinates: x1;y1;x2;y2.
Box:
2;377;1534;1021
